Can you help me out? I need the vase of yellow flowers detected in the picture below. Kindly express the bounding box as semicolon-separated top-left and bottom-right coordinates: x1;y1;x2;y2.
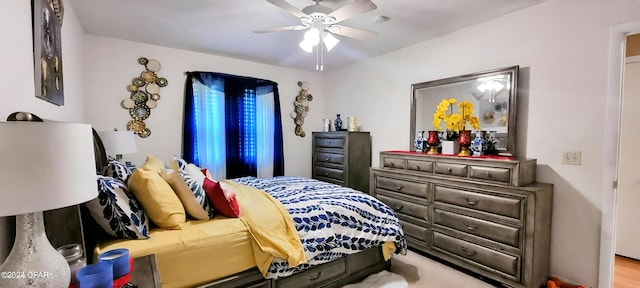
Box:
432;98;480;156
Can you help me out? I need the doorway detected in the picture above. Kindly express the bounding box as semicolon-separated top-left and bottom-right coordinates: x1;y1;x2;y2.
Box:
614;33;640;288
600;20;640;288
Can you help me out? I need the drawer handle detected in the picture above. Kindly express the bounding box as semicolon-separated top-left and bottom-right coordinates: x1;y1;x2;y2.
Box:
325;141;330;146
324;171;329;176
394;204;404;211
416;165;421;171
461;247;477;257
464;197;479;206
463;221;478;231
325;157;330;161
390;163;395;167
394;185;404;191
485;171;492;178
307;271;323;281
447;168;453;173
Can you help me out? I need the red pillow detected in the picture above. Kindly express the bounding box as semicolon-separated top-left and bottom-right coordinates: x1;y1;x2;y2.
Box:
202;178;240;218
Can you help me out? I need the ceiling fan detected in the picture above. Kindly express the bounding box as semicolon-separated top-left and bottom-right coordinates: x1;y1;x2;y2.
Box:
254;0;378;70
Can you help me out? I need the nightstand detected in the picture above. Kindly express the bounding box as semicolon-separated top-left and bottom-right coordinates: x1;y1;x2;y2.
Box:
130;254;162;288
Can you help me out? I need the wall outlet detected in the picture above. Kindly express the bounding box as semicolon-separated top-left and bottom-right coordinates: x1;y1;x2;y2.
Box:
561;151;582;165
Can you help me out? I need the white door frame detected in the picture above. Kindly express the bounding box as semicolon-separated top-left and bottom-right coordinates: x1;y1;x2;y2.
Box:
599;20;640;288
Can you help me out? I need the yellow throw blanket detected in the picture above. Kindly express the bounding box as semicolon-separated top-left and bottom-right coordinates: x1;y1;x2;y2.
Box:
223;180;307;276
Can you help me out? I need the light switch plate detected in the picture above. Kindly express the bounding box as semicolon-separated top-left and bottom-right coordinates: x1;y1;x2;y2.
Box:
561;151;581;165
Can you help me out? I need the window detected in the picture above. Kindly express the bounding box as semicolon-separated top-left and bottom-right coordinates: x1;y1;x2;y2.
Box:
183;72;284;179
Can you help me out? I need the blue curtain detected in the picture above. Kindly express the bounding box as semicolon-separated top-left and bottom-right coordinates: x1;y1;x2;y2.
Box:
183;72;284;178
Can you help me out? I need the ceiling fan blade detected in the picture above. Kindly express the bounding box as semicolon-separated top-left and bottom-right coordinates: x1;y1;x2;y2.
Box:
253;26;307;33
265;0;307;19
328;0;377;23
331;25;377;41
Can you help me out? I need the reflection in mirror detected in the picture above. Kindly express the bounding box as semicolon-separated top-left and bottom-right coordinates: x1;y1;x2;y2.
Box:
411;66;519;157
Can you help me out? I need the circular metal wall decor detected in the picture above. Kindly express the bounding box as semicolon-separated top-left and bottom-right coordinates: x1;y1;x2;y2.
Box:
121;57;168;138
292;81;312;137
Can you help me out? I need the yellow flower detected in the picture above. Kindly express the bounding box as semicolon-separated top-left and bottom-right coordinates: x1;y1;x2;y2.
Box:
432;98;480;131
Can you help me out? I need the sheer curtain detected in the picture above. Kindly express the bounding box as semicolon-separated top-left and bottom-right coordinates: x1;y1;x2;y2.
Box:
183;72;284;179
188;75;226;180
256;85;275;178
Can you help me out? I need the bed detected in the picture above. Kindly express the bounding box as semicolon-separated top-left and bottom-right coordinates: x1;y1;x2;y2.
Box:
46;126;407;288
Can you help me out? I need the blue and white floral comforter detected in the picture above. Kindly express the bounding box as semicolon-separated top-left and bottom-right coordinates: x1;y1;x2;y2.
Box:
232;176;407;279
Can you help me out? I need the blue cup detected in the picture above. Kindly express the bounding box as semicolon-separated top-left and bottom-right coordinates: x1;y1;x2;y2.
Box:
97;248;130;279
76;262;113;288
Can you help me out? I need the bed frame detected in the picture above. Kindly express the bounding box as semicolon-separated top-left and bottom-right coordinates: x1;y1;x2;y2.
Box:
8;111;390;288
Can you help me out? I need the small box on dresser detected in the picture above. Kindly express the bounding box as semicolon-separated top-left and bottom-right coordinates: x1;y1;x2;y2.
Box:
312;131;371;193
370;151;553;288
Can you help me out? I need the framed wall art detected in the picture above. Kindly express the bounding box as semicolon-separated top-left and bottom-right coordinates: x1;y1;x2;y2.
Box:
32;0;64;106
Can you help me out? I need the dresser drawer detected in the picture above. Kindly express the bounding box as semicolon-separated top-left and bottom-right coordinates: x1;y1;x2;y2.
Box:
435;162;468;177
407;159;433;173
434;186;522;219
469;166;511;184
376;176;429;199
401;220;429;245
382;157;405;169
277;257;346;288
315;166;345;181
433;208;520;248
433;231;519;279
245;280;271;288
315;152;345;165
314;137;345;149
377;194;429;222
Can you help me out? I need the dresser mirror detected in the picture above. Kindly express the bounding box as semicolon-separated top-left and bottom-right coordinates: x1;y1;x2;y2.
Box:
410;65;519;157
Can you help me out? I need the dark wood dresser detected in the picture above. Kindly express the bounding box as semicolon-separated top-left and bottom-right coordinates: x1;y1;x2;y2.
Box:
312;131;371;193
370;151;553;288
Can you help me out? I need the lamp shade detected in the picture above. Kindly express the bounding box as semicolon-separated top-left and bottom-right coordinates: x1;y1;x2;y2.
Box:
98;130;137;156
0;122;98;216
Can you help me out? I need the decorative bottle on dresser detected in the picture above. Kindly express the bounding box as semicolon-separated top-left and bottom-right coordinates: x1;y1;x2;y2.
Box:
415;131;425;152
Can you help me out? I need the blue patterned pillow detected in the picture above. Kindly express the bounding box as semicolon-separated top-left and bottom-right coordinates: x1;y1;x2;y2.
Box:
170;156;215;218
86;175;150;239
173;155;188;171
102;160;134;182
178;168;215;218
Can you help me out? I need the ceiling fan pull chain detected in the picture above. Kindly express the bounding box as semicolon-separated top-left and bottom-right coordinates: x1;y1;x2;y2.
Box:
315;43;320;71
320;40;324;71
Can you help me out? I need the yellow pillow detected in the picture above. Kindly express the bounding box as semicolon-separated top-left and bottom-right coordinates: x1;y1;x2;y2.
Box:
160;169;209;220
142;154;165;171
128;155;185;229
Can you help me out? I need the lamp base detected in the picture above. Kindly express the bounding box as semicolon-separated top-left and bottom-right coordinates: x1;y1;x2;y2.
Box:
0;212;70;288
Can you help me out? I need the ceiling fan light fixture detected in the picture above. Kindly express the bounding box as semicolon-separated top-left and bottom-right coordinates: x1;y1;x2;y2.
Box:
322;33;339;51
299;40;314;53
303;28;321;45
325;25;340;34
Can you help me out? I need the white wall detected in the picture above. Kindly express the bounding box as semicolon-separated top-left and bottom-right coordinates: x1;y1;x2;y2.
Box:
0;0;87;122
323;0;640;286
0;0;88;261
83;35;324;176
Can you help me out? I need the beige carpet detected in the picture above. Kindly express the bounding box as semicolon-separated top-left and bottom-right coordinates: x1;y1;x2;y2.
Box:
389;250;498;288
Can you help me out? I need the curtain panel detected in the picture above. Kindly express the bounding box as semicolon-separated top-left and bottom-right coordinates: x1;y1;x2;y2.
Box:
183;72;284;178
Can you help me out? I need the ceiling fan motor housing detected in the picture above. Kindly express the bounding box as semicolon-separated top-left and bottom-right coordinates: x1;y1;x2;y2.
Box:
302;3;332;15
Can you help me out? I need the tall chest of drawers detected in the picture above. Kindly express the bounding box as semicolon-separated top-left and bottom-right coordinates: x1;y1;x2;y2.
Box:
370;151;553;288
312;131;371;192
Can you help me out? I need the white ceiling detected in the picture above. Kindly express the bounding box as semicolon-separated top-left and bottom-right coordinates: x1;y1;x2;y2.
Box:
68;0;545;72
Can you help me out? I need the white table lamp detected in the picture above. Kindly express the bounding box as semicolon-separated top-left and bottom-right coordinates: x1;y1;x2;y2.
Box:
0;122;98;288
97;130;137;161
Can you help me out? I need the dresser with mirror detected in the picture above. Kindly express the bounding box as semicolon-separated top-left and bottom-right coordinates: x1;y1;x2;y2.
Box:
371;66;553;288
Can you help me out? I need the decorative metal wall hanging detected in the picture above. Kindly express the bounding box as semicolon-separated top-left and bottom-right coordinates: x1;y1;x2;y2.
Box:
121;57;168;138
33;0;64;106
291;81;312;137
